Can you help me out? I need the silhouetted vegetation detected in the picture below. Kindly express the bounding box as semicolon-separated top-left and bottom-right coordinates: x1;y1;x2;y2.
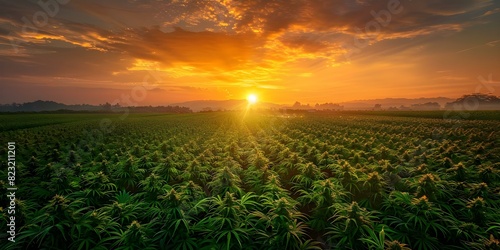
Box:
445;93;500;110
0;100;192;113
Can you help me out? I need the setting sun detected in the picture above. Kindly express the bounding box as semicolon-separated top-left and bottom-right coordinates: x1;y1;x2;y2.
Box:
247;94;258;104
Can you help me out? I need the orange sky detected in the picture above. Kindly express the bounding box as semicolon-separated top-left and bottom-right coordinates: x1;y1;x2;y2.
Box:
0;0;499;105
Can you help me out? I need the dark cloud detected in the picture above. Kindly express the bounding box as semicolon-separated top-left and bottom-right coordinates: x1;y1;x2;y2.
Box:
107;27;257;70
0;45;130;79
0;0;495;61
0;0;498;104
228;0;493;37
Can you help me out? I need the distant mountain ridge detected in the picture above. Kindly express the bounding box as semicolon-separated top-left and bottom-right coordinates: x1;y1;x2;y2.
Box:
172;97;460;111
340;97;454;110
0;100;192;113
2;94;500;112
0;100;102;112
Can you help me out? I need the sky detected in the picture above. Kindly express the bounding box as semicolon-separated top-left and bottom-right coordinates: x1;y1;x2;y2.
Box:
0;0;499;105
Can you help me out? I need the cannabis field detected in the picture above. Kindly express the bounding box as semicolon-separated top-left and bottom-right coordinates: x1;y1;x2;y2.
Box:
1;112;499;250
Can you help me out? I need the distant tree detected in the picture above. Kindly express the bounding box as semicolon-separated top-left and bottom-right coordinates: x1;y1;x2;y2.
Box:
101;102;112;111
314;103;344;111
445;93;500;110
293;101;302;108
411;102;441;111
399;105;411;111
0;100;192;113
201;107;213;112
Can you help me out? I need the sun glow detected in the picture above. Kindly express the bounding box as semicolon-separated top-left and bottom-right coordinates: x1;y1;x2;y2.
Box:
247;94;258;104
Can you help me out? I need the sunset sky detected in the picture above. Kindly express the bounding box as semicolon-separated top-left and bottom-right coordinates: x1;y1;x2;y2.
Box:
0;0;499;105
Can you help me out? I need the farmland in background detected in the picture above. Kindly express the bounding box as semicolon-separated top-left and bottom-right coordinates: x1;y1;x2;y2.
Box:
1;112;499;249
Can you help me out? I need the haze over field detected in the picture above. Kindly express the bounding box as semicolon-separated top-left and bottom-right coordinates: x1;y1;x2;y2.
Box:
0;0;499;105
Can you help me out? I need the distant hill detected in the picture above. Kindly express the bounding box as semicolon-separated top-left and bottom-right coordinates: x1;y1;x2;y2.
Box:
0;100;192;113
2;94;499;112
0;100;101;112
339;97;454;110
173;97;457;111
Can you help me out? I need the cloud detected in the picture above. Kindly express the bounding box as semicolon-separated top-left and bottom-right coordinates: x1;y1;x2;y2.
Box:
433;75;470;81
0;0;494;67
0;0;498;104
224;0;492;35
114;27;257;70
480;7;500;16
0;44;131;80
